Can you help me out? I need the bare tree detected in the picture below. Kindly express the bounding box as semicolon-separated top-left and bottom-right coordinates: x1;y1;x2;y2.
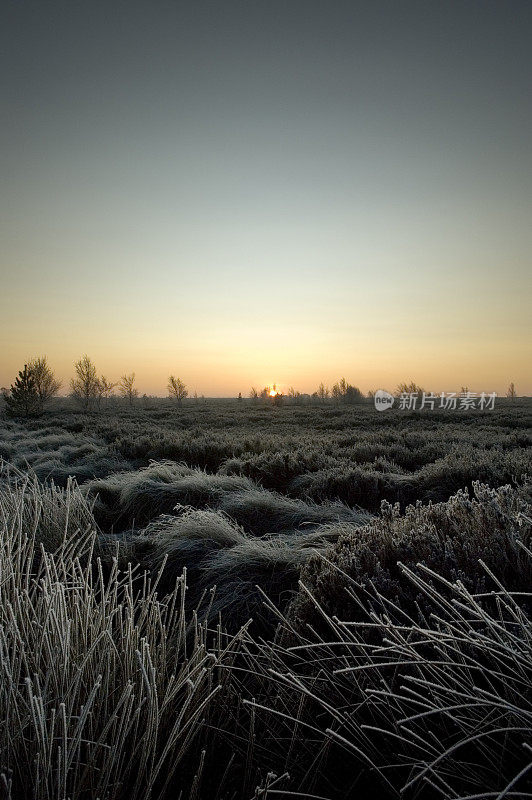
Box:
119;373;138;406
317;382;329;403
97;376;116;407
168;376;188;405
287;386;301;404
396;381;424;396
507;382;517;399
272;389;283;406
249;387;259;401
28;356;61;412
331;377;363;404
70;355;99;410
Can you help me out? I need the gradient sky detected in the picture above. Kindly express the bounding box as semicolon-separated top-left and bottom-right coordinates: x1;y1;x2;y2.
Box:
1;0;531;396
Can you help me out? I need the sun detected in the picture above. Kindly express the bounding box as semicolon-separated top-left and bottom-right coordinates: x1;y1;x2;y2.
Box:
269;383;278;397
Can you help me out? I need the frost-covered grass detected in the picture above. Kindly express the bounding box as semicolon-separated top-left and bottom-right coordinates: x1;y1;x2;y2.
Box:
240;529;532;799
0;467;244;800
1;398;530;508
0;398;531;798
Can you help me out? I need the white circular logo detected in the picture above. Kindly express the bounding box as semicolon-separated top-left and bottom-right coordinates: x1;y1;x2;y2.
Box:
374;389;394;412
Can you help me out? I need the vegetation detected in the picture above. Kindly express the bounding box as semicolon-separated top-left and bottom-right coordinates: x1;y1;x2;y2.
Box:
247;495;532;799
0;465;243;800
3;358;61;417
167;375;188;404
2;364;40;417
331;376;363;403
119;372;138;405
96;375;117;405
0;397;530;798
70;355;99;409
396;380;425;395
28;356;62;411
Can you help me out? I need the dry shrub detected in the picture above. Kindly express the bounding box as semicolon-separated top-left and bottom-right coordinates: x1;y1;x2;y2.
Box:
290;481;532;628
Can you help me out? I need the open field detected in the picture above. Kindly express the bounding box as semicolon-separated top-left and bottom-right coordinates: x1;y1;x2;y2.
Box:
0;398;531;799
4;1;531;797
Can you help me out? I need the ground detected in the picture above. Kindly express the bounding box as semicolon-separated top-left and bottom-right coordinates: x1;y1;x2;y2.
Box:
0;397;531;799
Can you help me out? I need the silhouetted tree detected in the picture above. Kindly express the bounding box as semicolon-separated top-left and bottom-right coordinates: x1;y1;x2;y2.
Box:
28;356;61;411
331;377;363;404
272;390;284;406
3;364;40;417
249;387;259;401
70;355;99;409
119;373;138;406
317;382;329;403
287;386;301;404
396;381;424;397
344;383;363;403
507;382;517;399
168;376;188;405
97;376;116;407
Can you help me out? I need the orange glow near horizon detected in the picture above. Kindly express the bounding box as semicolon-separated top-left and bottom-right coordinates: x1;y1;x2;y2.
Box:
0;339;530;399
2;208;530;397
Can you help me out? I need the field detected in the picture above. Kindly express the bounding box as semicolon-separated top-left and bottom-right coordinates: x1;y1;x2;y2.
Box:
1;397;531;800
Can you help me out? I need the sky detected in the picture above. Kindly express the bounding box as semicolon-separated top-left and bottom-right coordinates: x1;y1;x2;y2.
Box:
1;0;531;396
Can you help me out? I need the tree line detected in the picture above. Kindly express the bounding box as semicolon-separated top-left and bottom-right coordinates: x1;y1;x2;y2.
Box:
249;378;366;404
2;356;190;417
1;357;520;417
